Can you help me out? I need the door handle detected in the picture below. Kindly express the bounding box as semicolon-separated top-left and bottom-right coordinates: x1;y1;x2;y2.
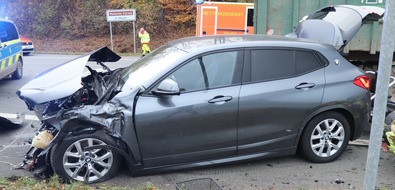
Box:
295;83;315;90
208;95;233;103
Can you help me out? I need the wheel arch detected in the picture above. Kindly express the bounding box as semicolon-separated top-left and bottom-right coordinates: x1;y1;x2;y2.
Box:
16;53;23;70
50;129;122;183
18;54;23;63
59;119;138;171
61;119;107;133
295;107;357;147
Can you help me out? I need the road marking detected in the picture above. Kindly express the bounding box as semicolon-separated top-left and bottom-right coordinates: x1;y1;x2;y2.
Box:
0;113;38;121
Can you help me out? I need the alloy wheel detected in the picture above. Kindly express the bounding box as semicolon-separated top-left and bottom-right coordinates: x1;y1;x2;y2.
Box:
310;118;345;158
62;138;114;182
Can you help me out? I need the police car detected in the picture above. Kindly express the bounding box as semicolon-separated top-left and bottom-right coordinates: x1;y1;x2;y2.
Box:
0;18;23;80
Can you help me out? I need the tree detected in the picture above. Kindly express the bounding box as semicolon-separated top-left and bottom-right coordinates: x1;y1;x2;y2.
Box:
60;0;109;38
209;0;253;2
158;0;196;28
108;0;165;37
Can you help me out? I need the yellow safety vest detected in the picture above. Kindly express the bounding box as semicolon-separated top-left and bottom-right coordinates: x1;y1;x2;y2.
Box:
139;31;150;44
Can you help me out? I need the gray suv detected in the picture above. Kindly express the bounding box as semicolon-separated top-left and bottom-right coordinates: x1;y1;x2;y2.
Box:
17;34;371;183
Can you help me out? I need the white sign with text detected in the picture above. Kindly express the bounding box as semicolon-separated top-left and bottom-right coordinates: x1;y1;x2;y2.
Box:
106;9;136;22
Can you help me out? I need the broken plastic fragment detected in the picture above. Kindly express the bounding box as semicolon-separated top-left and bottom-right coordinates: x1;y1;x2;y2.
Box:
31;131;54;149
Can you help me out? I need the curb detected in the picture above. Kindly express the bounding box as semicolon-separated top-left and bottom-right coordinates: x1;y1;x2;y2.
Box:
349;139;370;146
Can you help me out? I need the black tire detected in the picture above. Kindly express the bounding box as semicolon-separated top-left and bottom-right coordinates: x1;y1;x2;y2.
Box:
23;52;30;56
300;112;350;163
50;130;121;183
11;59;23;79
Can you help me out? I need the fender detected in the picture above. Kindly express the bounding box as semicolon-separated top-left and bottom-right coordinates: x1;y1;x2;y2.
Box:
294;104;357;146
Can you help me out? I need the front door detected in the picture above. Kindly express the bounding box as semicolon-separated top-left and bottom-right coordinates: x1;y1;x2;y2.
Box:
135;50;243;167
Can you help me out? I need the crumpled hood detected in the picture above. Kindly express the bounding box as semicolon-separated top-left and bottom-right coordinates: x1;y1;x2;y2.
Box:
17;47;121;105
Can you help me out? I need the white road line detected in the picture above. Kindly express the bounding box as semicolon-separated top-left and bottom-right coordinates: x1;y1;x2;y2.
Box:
0;113;38;121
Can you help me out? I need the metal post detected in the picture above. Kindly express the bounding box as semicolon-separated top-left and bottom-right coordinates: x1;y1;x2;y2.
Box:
363;0;395;189
109;22;113;51
133;21;136;54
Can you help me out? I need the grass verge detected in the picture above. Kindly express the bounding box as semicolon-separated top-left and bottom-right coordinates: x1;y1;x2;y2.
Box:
0;175;157;190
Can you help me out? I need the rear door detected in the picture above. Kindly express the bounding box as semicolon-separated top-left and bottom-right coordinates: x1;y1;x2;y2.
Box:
237;48;326;154
200;6;217;35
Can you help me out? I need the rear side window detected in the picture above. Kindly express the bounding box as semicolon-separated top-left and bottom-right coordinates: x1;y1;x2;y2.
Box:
0;21;19;42
250;49;322;82
296;51;323;74
251;49;294;82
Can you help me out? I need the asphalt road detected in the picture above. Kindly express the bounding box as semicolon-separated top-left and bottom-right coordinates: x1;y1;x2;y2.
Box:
0;54;394;190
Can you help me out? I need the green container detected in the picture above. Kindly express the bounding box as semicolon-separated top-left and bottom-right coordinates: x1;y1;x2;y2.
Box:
254;0;387;60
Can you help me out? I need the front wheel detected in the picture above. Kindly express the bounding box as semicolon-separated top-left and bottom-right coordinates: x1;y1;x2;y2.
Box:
50;131;121;183
11;59;23;79
300;112;350;163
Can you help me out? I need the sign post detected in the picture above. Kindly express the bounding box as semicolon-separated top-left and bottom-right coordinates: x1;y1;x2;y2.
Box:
106;9;137;53
363;0;395;189
109;21;113;50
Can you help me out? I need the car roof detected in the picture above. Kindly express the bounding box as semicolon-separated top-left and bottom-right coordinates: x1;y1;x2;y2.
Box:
166;34;336;53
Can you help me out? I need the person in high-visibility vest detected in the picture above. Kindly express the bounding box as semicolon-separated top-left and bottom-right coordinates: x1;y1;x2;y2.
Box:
138;27;151;56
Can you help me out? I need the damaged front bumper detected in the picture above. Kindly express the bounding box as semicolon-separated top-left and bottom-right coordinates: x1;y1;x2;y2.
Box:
18;122;67;178
15;47;143;181
18;101;136;179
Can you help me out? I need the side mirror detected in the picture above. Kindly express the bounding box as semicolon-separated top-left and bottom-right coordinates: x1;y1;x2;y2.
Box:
152;78;181;96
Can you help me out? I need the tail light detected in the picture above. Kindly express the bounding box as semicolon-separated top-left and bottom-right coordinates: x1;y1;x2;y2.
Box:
353;75;370;90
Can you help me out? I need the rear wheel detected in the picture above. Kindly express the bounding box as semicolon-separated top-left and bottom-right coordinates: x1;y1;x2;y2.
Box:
50;131;121;183
11;59;23;79
300;112;350;163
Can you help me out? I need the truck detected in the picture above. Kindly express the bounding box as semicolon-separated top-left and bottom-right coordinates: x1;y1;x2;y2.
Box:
253;0;389;65
196;0;390;65
195;2;254;36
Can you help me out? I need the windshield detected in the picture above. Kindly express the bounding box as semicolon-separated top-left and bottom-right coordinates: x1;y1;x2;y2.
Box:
120;44;186;88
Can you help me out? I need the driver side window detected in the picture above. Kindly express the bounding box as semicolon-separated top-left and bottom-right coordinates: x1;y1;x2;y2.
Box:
170;59;205;92
167;51;238;93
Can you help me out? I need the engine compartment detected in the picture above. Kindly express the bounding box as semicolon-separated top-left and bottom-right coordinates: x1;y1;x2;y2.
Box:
33;66;123;118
